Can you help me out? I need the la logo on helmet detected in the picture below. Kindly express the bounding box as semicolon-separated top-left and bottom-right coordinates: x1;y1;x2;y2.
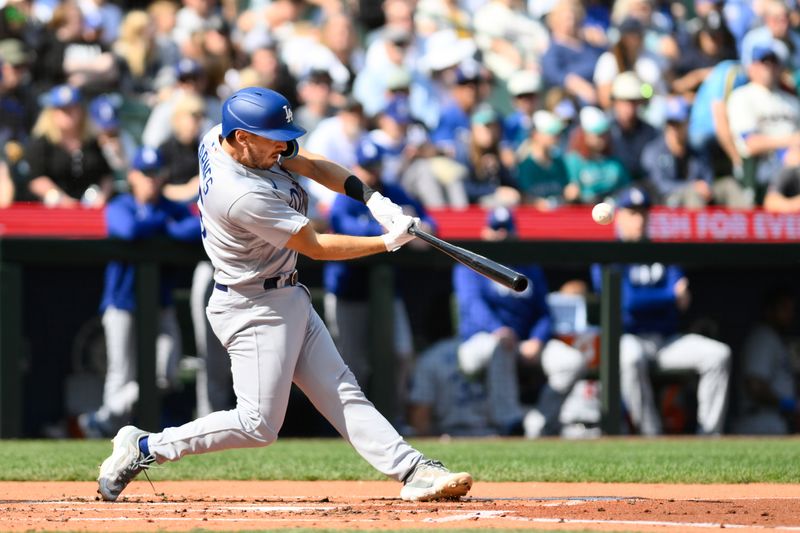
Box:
283;105;293;123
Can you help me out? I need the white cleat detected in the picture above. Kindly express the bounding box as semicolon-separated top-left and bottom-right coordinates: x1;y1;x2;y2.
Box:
400;458;473;501
97;425;154;501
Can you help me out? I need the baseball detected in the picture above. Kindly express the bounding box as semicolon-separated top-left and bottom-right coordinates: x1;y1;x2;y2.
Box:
592;202;615;225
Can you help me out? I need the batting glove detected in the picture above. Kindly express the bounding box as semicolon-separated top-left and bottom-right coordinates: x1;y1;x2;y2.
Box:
382;215;419;252
367;191;404;230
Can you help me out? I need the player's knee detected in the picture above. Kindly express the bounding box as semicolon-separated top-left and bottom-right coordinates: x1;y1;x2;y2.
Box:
237;407;278;445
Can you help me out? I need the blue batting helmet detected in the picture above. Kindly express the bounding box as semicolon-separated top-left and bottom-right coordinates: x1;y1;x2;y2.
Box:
221;87;306;141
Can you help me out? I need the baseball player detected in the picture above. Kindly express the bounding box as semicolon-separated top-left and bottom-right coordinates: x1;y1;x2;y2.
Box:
591;187;731;435
96;87;472;502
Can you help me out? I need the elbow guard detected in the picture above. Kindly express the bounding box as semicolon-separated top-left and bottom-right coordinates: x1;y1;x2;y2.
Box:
280;139;299;160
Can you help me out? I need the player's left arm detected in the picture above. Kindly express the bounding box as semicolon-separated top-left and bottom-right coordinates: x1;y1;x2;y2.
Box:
282;149;407;229
281;149;357;197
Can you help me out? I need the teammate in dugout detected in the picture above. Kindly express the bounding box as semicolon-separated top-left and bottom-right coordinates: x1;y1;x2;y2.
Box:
591;187;732;435
96;87;473;502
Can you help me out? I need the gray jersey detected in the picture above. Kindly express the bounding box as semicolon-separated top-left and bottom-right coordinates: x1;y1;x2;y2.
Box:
198;125;310;286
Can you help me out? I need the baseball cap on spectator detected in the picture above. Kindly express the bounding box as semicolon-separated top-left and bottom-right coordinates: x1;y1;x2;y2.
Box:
420;29;476;72
487;206;516;233
41;84;81;108
355;136;383;168
617;17;644;34
89;95;121;131
579;106;610;135
611;71;648;101
454;59;481;85
746;40;788;67
664;95;690;123
131;146;165;176
471;104;499;125
616;186;652;210
176;58;203;80
385;67;412;91
382;96;412;125
507;70;542;96
532;110;564;135
0;39;33;66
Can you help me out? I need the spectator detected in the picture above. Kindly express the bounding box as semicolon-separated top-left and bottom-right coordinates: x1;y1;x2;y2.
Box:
294;69;337;141
727;40;800;194
147;0;181;74
591;187;731;435
734;287;799;435
463;104;520;207
304;97;366;213
354;27;416;117
640;95;714;208
472;0;549;81
365;95;413;186
564;106;631;204
608;71;659;181
141;58;218;149
593;17;667;112
502;70;543;154
33;0;119;93
0;38;36;148
741;0;800;76
76;146;201;438
541;0;604;106
112;10;164;96
610;0;678;62
671;12;737;97
323;135;434;402
414;0;472;38
429;59;481;164
517;110;569;209
88;93;136;187
687;59;749;186
159;93;206;203
78;0;123;46
25;84;113;207
234;45;299;109
446;207;586;437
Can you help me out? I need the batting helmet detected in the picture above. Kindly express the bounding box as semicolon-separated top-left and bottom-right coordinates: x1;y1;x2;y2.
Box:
221;87;306;141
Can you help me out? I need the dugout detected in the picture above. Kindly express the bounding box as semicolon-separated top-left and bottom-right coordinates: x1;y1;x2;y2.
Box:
1;237;799;438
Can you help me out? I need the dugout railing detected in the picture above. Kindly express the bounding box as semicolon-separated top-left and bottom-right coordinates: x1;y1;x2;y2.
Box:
1;237;799;438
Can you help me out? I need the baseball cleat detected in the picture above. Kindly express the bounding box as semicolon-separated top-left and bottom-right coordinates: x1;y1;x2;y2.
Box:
400;459;473;501
97;425;154;501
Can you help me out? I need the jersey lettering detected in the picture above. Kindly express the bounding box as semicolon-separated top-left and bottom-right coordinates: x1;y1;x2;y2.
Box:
629;263;666;286
199;144;213;195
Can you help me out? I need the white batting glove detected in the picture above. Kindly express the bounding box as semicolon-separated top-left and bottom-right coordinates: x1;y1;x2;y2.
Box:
367;191;404;231
382;215;419;252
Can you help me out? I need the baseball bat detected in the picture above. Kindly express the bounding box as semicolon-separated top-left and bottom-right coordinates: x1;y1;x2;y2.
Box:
407;226;529;292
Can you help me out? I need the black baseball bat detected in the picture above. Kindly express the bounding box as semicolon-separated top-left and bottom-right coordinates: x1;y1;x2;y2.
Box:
407;226;529;292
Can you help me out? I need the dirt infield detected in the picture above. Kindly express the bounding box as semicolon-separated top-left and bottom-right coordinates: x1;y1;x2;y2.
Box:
2;481;800;532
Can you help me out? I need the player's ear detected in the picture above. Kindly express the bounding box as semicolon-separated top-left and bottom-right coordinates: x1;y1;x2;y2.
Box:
280;139;299;160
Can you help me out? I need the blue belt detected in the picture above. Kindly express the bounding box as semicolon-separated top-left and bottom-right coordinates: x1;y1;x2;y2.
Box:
215;270;299;292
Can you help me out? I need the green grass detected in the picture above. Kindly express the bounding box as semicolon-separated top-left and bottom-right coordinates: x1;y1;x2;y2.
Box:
1;437;799;483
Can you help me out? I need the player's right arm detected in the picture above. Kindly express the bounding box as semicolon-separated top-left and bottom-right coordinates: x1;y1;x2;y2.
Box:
285;215;417;260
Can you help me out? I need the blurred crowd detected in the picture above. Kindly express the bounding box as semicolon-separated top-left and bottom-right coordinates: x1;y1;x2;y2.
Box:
5;0;800;212
2;0;800;439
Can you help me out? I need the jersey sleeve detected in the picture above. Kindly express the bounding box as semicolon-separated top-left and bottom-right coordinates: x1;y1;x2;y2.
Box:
228;190;309;249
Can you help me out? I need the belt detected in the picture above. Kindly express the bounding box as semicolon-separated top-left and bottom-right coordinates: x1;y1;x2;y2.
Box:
214;270;298;292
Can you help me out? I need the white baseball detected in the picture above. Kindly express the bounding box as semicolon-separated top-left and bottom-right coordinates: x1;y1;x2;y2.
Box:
592;202;614;225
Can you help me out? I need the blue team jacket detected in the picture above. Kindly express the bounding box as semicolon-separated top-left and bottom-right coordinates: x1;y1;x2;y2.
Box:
591;263;684;336
453;263;553;343
323;184;436;300
100;194;201;312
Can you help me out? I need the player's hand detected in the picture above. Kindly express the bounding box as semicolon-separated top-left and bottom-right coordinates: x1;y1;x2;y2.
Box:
519;339;542;363
367;191;404;230
674;277;691;311
381;215;419;252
